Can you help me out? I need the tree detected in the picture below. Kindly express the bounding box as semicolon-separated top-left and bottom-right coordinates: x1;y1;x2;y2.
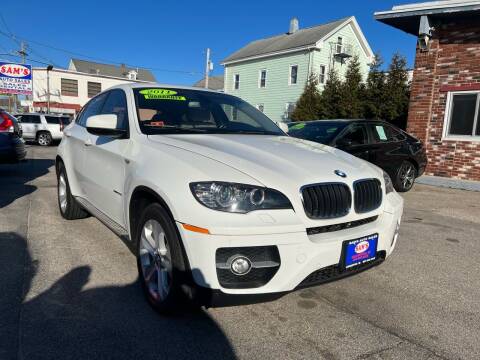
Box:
383;53;410;128
318;68;344;119
291;73;322;121
339;55;365;119
364;53;387;120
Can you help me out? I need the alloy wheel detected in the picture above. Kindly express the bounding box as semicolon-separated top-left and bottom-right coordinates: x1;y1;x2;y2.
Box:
139;219;173;302
399;163;415;189
58;174;67;213
38;133;50;146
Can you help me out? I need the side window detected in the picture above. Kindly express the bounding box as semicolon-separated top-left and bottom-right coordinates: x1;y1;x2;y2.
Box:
77;93;108;127
370;123;405;143
371;124;389;143
45;116;61;125
21;115;41;124
101;89;129;130
386;125;406;142
340;125;368;145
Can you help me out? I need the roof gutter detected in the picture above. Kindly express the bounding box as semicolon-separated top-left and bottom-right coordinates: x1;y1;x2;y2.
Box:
374;2;480;19
221;45;317;66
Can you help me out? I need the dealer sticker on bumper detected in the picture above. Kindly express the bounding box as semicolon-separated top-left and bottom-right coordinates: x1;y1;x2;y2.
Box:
344;234;378;269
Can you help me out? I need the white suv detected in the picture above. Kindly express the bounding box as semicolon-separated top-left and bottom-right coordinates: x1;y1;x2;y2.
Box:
15;113;71;146
56;84;403;313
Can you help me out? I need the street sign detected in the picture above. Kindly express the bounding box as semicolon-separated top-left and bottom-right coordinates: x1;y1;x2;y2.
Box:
0;62;33;95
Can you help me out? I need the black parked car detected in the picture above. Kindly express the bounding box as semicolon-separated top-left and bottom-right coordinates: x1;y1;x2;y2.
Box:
0;109;26;163
288;119;427;192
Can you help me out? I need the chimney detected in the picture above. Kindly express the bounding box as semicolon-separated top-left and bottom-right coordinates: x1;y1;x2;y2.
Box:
289;17;299;34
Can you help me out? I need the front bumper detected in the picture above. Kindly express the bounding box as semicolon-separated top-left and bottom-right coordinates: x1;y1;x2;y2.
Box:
177;192;403;296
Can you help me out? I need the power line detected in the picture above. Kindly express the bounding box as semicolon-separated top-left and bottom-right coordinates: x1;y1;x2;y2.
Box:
0;53;58;66
0;28;201;75
0;13;12;36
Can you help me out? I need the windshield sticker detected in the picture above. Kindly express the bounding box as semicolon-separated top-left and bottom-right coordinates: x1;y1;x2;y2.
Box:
290;123;306;130
375;125;388;140
139;89;186;101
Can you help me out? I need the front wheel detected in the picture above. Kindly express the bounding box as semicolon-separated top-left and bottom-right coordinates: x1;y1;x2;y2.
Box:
394;161;417;192
57;162;89;219
136;203;193;314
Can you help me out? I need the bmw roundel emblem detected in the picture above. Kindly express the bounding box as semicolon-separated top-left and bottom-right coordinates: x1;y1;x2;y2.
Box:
334;170;347;178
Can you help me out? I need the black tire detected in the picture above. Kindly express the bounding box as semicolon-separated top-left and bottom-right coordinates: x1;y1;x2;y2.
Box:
57;162;89;220
37;131;52;146
136;203;194;314
394;161;417;192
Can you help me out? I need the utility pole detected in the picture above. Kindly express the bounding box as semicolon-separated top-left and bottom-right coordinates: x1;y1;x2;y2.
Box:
204;48;211;89
46;65;53;113
13;42;28;113
17;42;28;64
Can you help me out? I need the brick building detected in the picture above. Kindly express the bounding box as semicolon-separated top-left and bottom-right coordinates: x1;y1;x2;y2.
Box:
375;1;480;181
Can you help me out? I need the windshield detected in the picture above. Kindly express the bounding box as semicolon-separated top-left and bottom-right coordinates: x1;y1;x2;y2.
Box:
133;88;284;135
288;121;347;144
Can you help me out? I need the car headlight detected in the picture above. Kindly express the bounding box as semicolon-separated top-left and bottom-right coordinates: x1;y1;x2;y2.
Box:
190;182;292;213
383;171;394;194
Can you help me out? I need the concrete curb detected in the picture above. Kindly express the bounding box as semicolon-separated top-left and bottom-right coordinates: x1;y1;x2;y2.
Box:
416;175;480;192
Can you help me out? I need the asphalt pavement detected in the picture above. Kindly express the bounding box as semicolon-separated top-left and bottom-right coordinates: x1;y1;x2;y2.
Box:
1;145;479;360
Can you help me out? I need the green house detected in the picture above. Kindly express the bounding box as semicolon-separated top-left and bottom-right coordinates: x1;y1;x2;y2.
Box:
221;16;374;123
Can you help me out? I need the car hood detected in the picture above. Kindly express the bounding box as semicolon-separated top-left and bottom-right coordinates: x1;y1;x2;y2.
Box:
147;134;380;188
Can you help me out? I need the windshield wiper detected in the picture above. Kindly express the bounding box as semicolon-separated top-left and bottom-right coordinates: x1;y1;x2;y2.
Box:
147;127;208;134
212;129;279;135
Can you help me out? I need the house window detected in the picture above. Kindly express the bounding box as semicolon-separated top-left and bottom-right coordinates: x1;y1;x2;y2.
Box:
61;78;78;97
234;74;240;90
285;102;296;120
319;65;326;84
289;65;298;85
259;69;267;88
336;37;343;53
87;82;102;98
444;92;480;139
257;104;264;113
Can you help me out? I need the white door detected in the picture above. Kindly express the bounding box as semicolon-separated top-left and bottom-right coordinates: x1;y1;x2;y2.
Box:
68;93;109;197
81;89;130;227
17;114;41;139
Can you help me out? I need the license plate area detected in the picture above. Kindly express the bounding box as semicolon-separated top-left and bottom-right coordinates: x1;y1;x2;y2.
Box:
342;234;378;270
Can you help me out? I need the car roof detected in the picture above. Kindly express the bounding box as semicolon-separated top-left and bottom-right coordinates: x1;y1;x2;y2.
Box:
288;119;390;125
15;113;65;116
107;82;224;94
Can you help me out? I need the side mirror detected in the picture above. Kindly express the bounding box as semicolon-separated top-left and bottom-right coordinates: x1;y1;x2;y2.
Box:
86;114;126;138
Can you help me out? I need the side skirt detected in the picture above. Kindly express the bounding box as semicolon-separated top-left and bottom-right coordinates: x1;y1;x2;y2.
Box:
74;196;135;253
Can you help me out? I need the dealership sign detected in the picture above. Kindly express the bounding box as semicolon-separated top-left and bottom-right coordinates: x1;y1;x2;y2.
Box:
0;62;33;95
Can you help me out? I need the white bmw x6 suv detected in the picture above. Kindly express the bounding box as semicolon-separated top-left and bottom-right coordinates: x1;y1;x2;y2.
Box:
56;84;403;313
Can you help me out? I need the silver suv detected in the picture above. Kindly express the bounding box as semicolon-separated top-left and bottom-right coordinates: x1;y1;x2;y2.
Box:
15;113;71;146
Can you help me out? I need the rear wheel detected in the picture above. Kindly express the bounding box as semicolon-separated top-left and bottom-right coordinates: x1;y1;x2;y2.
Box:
37;132;52;146
57;162;88;219
394;161;417;192
136;203;193;314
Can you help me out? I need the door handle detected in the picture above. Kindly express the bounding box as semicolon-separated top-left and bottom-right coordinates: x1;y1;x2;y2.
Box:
64;131;72;138
84;139;93;147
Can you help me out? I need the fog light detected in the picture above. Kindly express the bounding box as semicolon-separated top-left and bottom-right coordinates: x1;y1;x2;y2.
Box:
230;256;252;275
